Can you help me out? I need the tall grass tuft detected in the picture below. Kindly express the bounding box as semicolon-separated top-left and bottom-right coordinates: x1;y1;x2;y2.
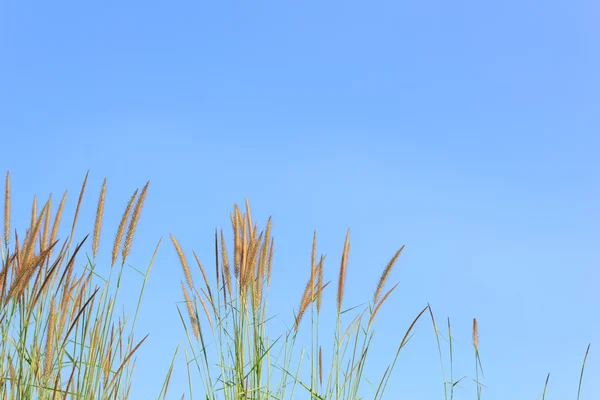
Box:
171;199;429;400
0;171;175;399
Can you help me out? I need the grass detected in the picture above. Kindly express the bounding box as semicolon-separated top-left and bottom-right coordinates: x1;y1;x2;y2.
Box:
170;201;427;400
0;172;174;399
0;170;593;399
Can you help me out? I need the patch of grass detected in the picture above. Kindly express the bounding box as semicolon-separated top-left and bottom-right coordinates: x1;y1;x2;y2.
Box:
0;171;592;399
170;200;428;400
0;171;175;399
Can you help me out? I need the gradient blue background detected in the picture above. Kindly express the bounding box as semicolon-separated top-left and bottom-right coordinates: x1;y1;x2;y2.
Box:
1;1;598;399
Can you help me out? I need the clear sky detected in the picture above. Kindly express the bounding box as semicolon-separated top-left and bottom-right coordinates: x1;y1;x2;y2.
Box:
1;1;598;399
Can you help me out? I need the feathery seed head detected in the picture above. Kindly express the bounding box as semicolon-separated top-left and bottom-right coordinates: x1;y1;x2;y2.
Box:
4;171;10;245
473;318;479;351
373;245;405;304
112;189;138;267
337;229;351;313
92;178;106;258
171;234;193;290
122;181;149;264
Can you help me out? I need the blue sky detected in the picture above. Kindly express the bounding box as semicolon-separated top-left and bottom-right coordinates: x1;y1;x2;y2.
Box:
1;1;599;398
